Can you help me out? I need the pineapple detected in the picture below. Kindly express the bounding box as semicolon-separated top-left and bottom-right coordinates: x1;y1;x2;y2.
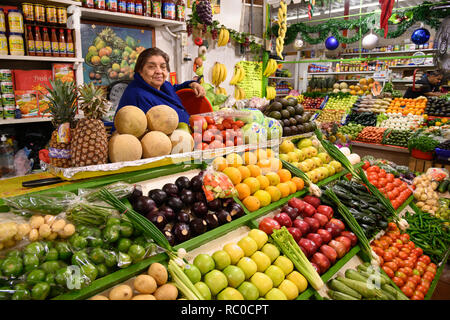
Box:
46;80;78;168
71;83;110;167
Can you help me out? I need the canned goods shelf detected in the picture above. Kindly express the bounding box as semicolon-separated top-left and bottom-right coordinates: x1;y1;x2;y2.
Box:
0;55;83;63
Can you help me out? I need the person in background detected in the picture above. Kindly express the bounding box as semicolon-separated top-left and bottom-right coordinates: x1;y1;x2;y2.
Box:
115;47;206;124
403;70;444;99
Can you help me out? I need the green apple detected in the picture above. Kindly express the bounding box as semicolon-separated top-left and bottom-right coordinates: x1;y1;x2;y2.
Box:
273;256;294;276
250;272;273;296
193;254;215;275
236;257;258;280
237;236;258;257
294;149;306;161
194;281;212;300
280;140;295;154
250;251;271;272
297;138;312;149
237;281;260;300
217;287;244;300
279;154;289;162
212;250;231;270
223;243;244;265
264;265;285;287
265;288;287;300
261;243;280;263
223;265;245;288
248;229;268;249
204;270;228;296
183;264;201;284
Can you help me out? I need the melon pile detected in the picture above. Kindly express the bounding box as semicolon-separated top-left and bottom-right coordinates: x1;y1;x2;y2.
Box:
109;105;194;163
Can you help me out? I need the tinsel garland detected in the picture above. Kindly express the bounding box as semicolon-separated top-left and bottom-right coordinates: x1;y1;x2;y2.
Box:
270;1;447;46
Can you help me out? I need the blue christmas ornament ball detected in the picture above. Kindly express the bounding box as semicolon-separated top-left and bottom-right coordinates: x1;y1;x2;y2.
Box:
325;36;339;50
411;28;430;45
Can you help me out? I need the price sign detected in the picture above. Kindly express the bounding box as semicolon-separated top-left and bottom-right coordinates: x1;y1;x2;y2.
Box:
239;61;263;98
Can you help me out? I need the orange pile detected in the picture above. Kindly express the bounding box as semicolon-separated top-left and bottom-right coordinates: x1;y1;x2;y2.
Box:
386;97;427;116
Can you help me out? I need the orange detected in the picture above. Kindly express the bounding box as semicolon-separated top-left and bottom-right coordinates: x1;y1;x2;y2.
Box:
276;183;290;198
247;164;262;178
226;153;244;168
269;158;282;172
266;149;275;158
243;196;261;212
223;167;242;185
291;177;305;191
277;169;292;183
236;183;251;200
265;186;281;202
257;159;272;175
286;181;297;194
238;166;251;180
254;190;271;207
256;175;270;190
243;152;258;165
255;149;268;161
243;177;261;194
212;157;228;172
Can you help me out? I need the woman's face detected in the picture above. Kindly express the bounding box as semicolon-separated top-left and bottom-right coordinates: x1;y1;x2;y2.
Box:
139;55;169;89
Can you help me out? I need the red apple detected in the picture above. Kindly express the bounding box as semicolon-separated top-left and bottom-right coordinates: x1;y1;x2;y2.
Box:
306;233;323;248
304;217;320;233
274;213;293;228
202;130;216;143
288;198;306;213
311;252;331;274
329;240;347;258
293;219;310;235
310;262;321;274
287;227;302;242
303;195;321;208
208;140;225;149
335;236;352;252
325;222;342;238
329;218;346;232
302;203;317;217
282;205;299;221
317;228;332;244
340;231;358;247
317;205;334;219
298;245;309;258
204;116;215;125
313;213;328;227
298;238;318;257
320;244;337;265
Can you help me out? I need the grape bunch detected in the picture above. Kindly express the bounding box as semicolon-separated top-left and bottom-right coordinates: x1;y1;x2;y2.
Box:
196;0;213;25
187;24;193;36
211;28;218;40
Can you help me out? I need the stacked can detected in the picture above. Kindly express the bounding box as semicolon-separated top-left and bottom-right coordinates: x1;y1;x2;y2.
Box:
0;69;14;119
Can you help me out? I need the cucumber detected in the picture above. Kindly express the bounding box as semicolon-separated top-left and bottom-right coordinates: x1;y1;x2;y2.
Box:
381;284;400;300
358;270;388;285
439;180;450;193
328;279;362;299
447;181;450;193
343;270;368;283
338;277;381;299
327;289;359;300
377;290;395;300
359;265;392;284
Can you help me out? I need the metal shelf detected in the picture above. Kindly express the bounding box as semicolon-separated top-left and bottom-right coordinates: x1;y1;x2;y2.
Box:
341;48;436;57
0;117;53;125
0;55;83;63
307;71;375;75
7;0;82;6
269;77;294;80
388;64;436;69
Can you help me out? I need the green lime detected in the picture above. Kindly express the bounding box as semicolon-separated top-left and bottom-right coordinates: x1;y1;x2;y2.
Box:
117;238;132;253
106;217;121;228
128;244;145;262
89;248;105;264
26;269;46;285
88;237;103;248
45;248;59;261
1;257;23;278
81;263;98;282
6;250;21;259
117;252;132;268
24;242;46;258
71;251;90;267
40;261;60;274
45;273;55;285
49;285;65;298
103;251;118;268
55;242;72;261
96;263;108;278
12;287;30;300
69;235;88;250
31;282;50;300
103;225;121;243
55;267;69;286
183;264;202;284
120;222;134;238
23;254;40;272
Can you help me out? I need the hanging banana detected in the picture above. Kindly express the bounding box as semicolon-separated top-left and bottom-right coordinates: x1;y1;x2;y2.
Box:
212;62;227;87
229;63;246;85
234;86;246;100
276;0;287;59
266;86;276;100
215;87;227;95
217;28;230;47
263;59;278;77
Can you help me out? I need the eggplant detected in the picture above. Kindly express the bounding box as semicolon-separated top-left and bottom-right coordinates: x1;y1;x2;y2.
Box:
216;210;232;225
167;197;184;212
194;191;206;203
190;175;203;191
173;223;191;242
222;198;235;209
133;196;157;215
162;183;179;197
164;230;175;246
175;176;191;190
207;198;222;211
192;201;208;218
190;218;208;235
228;203;244;219
160;205;175;221
128;185;143;204
148;211;167;230
180;189;195;205
205;213;219;229
148;189;168;206
177;210;191;223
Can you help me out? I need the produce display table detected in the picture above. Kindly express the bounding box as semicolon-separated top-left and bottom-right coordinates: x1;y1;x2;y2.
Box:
350;141;410;166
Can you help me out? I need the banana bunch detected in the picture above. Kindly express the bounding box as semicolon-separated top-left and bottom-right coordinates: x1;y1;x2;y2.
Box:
215;87;227;95
266;86;277;100
217;28;230;47
263;59;278;77
234;86;246;100
212;62;227;87
276;1;287;59
229;63;246;85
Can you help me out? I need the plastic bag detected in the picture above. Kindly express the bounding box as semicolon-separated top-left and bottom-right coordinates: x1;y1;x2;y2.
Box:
13;148;33;176
4;191;78;216
202;169;237;202
425;168;449;182
78;182;135;202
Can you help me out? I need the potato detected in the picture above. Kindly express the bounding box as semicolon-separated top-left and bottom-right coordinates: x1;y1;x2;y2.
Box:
109;285;133;300
47;232;58;241
147;263;168;286
44;215;56;225
17;223;31;237
51;219;66;232
90;295;109;300
39;224;52;238
132;294;156;300
61;224;75;237
153;283;178;300
29;228;39;241
30;215;45;229
416;201;425;208
134;275;157;294
4;239;15;248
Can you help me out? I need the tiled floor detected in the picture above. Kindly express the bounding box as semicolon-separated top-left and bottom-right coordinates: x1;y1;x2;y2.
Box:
431;262;450;300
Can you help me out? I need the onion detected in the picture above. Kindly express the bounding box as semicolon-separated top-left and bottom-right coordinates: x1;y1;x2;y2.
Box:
347;153;361;165
339;147;351;156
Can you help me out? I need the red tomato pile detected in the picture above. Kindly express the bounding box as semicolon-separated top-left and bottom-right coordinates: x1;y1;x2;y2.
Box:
259;195;358;275
365;165;413;210
189;115;245;150
302;97;324;110
371;222;437;300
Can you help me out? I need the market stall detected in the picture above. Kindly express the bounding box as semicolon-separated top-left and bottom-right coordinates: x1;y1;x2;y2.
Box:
0;0;449;304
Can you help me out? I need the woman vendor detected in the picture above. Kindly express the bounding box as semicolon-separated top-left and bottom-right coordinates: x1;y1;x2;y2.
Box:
404;70;444;99
116;47;206;124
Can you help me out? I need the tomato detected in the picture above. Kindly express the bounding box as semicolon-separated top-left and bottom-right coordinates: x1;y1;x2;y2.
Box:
391;276;403;287
401;247;411;254
410;274;421;285
380;236;393;245
371;180;380;188
379;239;389;250
404;280;416;290
401;285;414;297
411;294;423;300
385;183;395;192
415;266;425;275
400;233;410;243
388;222;398;231
234;120;245;128
367;166;380;173
384;261;398;272
373;246;385;257
407;241;415;250
378;169;387;178
362;160;371;170
258;217;281;235
416;285;428;295
420;279;431;290
404;260;415;270
391;199;400;209
387;192;396;201
393;178;403;187
204;116;215;125
386;173;395;182
381;262;394;278
395;271;407;280
388;246;399;255
403;266;413;276
418;255;431;265
398;251;408;260
399;184;408;192
423;273;434;282
413;290;425;300
416;261;427;269
383;251;395;262
394;257;405;268
368;173;378;181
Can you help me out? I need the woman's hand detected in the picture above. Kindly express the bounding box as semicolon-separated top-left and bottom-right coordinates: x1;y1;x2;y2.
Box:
189;82;206;98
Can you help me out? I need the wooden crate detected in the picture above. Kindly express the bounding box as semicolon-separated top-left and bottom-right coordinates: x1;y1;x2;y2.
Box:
408;157;433;173
432;162;450;172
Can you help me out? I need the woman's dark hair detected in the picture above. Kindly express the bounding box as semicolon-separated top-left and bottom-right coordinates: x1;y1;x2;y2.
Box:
427;70;443;77
134;47;170;73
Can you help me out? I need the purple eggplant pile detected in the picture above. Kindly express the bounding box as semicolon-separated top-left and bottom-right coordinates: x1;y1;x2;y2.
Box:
128;172;245;246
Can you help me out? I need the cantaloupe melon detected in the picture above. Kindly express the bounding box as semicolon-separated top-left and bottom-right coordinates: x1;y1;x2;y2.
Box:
108;134;143;163
170;129;194;154
141;131;172;158
114;106;147;137
146;105;179;135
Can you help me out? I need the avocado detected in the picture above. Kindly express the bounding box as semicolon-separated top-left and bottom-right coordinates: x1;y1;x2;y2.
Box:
302;114;310;123
281;99;290;108
269;111;282;120
297;124;305;133
270;101;283;112
281;109;290;119
294;115;303;123
286;106;296;116
282;119;291;127
289;117;297;126
294;105;304;115
290;126;298;135
283;126;291;136
287;97;298;107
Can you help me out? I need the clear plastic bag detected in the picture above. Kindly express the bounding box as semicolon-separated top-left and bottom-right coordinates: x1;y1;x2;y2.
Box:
78;182;135;202
425;168;449;182
202;168;238;202
4;191;78;216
